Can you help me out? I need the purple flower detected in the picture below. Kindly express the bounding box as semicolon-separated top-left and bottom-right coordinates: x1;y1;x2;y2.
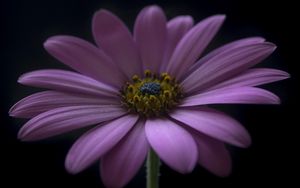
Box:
10;5;289;188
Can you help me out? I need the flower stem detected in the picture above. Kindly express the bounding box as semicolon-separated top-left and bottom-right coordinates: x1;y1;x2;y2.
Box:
147;149;160;188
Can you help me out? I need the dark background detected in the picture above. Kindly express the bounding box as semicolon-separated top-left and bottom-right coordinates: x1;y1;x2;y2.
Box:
1;0;298;187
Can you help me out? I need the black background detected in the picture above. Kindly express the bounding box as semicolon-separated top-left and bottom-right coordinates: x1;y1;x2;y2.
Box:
1;0;298;187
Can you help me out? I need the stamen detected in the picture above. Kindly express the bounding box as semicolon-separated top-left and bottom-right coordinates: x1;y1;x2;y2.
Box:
132;75;140;82
144;70;152;77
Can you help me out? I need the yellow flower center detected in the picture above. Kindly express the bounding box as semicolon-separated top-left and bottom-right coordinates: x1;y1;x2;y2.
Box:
121;70;182;117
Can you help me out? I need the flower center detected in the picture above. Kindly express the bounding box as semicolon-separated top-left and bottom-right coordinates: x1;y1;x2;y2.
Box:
121;70;182;117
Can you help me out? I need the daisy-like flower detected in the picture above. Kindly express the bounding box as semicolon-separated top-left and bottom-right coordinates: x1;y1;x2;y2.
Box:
10;5;289;188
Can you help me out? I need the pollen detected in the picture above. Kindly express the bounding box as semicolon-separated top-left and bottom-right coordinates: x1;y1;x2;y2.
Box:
121;70;182;117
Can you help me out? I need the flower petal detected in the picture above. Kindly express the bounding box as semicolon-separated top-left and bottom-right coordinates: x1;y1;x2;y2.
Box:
166;15;225;80
18;69;118;97
44;35;126;87
134;5;167;73
207;68;290;91
145;118;198;173
181;87;280;106
65;115;138;174
92;9;142;78
160;16;194;72
192;132;231;177
101;120;149;188
187;37;266;74
182;42;276;94
169;107;251;147
9;91;119;118
18;105;126;141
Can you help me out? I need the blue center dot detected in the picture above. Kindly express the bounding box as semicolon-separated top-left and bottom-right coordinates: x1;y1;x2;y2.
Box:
140;82;161;95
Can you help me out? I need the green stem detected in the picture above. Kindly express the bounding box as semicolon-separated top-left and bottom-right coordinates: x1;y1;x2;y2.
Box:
146;149;160;188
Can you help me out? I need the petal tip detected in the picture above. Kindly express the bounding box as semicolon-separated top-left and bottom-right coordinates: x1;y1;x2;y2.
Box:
239;134;252;148
17;130;29;141
43;36;60;47
17;73;28;84
92;9;115;25
283;71;291;79
211;14;226;22
142;5;165;18
8;106;17;117
94;9;110;16
65;157;81;175
274;97;281;105
263;42;277;52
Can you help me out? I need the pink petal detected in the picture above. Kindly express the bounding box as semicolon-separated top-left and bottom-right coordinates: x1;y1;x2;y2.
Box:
166;15;225;80
134;5;167;73
182;42;276;94
65;115;138;174
18;105;126;141
145;118;198;173
101;120;149;188
207;68;290;91
9;91;119;118
18;69;118;97
92;10;142;78
160;16;194;72
181;87;280;106
192;131;231;177
169;107;251;147
187;37;266;74
44;35;126;87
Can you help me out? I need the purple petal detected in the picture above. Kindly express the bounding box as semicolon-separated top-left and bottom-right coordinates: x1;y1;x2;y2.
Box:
134;5;167;73
207;68;290;91
44;35;126;87
145;118;198;173
18;105;126;141
166;15;225;80
101;120;149;188
65;115;138;174
9;91;119;118
181;87;280;106
18;69;118;97
192;132;231;177
160;16;194;72
169;107;251;147
182;42;276;94
92;9;142;78
186;37;266;75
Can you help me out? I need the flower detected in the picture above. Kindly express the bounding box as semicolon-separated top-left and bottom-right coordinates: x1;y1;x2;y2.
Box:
10;5;289;188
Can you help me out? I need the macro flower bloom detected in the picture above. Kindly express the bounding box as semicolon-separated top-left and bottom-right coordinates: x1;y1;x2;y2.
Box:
10;5;289;188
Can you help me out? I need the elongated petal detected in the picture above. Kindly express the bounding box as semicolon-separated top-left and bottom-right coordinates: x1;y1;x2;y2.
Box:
92;10;142;78
207;68;290;91
161;16;194;72
18;69;118;97
145;118;197;173
182;42;276;94
170;107;251;147
166;15;225;80
9;91;119;118
101;120;149;188
18;105;126;141
192;132;231;177
65;115;138;174
44;35;126;87
134;5;167;73
181;87;280;106
187;37;266;74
